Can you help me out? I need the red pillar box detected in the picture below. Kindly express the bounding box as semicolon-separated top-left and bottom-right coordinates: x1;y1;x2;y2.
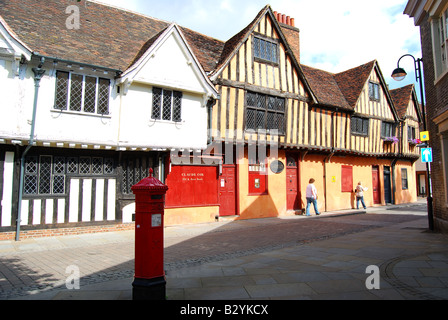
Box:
131;169;168;300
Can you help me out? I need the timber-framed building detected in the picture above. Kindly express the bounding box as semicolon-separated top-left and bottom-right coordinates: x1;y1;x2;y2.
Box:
0;0;422;239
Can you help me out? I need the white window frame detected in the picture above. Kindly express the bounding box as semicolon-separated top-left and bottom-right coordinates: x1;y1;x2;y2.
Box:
151;87;183;123
431;7;448;83
54;71;111;116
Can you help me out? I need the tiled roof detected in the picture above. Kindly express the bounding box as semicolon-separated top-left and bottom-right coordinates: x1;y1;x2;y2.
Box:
390;84;420;120
301;65;351;110
211;5;269;78
0;0;224;72
333;60;376;109
0;0;415;119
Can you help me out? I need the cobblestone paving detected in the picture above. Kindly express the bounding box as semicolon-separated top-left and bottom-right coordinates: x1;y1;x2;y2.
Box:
0;208;428;299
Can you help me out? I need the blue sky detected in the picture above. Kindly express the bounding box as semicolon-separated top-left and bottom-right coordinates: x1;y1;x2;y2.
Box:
96;0;422;96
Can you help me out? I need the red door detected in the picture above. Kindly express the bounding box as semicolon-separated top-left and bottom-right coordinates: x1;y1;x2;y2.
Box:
372;166;381;204
287;156;300;210
219;165;236;216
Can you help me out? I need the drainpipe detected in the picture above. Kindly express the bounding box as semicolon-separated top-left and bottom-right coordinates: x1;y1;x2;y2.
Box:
206;97;217;145
391;158;399;205
324;151;335;212
16;57;46;241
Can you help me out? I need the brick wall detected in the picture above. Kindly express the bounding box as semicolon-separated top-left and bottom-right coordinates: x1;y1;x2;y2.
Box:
420;14;448;232
0;224;135;241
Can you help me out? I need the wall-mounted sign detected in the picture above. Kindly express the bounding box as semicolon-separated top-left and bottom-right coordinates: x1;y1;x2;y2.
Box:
165;166;219;207
270;160;285;174
152;214;162;228
420;131;430;142
422;148;433;163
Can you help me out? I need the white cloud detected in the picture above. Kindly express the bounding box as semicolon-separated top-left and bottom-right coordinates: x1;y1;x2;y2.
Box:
97;0;421;87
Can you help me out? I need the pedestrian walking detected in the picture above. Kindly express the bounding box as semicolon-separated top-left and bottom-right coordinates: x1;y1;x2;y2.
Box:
306;178;320;216
355;181;368;210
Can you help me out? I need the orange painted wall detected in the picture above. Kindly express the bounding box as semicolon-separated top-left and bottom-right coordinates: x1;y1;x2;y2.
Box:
299;155;418;212
237;149;287;219
394;161;418;204
299;154;325;214
163;151;418;226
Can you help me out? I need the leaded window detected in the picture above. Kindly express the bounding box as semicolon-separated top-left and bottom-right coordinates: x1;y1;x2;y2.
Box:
254;37;278;64
408;126;416;141
55;71;110;115
369;82;380;101
381;122;394;138
24;156;38;195
151;87;183;122
121;156;152;194
38;156;52;194
351;117;370;136
53;157;66;195
23;156;115;196
246;91;285;134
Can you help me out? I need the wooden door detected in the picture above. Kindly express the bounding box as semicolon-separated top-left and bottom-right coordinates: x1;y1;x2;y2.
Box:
384;166;392;204
286;156;300;210
219;165;236;216
372;166;381;204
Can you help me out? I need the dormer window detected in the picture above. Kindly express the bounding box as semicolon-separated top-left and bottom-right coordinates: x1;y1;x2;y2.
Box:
369;82;380;101
151;87;183;123
253;36;279;64
55;71;110;115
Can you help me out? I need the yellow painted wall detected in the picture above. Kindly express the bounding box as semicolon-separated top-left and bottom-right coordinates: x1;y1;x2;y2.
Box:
165;206;220;226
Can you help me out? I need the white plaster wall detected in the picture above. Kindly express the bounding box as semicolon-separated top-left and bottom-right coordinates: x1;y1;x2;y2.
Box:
0;60;34;140
118;31;210;150
32;73;119;146
0;30;211;150
119;82;208;150
133;33;206;95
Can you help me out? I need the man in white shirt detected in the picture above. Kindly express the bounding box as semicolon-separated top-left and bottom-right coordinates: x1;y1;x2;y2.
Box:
306;179;320;216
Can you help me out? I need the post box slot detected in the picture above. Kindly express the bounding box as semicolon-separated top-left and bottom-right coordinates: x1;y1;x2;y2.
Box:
151;195;163;200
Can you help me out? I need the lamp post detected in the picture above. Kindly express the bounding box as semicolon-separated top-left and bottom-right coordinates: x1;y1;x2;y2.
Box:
392;54;434;231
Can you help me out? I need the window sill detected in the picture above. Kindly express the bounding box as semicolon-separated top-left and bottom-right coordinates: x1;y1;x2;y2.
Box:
435;68;448;85
245;129;285;136
51;109;111;119
351;133;369;137
150;119;184;125
248;192;269;196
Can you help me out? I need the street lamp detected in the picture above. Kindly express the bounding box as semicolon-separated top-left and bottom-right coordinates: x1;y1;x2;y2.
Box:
392;54;434;231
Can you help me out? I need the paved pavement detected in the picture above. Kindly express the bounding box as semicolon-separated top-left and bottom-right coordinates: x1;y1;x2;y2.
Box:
1;199;448;303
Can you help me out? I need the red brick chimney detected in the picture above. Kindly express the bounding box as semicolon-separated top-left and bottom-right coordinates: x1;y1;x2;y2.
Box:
273;11;295;27
273;11;300;62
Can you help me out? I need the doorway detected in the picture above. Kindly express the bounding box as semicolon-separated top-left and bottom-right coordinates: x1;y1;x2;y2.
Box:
219;165;237;216
384;166;392;204
286;156;300;211
372;166;381;204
